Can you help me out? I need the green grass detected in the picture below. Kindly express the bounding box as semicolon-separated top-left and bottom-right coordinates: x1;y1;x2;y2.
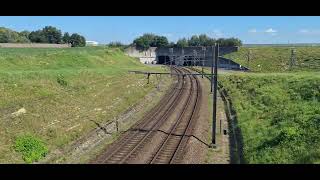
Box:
219;72;320;163
224;47;320;72
14;134;48;164
205;45;320;163
200;65;320;163
0;47;168;163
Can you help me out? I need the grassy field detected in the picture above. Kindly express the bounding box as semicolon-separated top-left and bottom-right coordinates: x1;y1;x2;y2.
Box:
220;72;320;163
224;47;320;72
0;47;168;163
200;65;320;163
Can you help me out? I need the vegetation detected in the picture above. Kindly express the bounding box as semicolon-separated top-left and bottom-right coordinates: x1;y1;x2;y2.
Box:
218;72;320;163
200;45;319;163
0;47;167;163
175;34;242;47
0;26;86;47
132;33;242;49
14;134;48;163
0;27;30;43
224;46;320;72
62;32;71;44
108;41;129;50
69;33;86;47
133;33;169;49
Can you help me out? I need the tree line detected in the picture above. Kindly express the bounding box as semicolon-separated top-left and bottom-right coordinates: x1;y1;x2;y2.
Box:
0;26;86;47
131;33;242;49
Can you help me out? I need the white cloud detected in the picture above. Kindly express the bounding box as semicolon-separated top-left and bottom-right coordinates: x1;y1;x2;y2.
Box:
248;29;257;33
265;28;277;33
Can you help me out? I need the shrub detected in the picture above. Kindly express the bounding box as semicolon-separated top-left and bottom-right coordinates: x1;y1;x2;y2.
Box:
57;74;68;87
14;134;48;163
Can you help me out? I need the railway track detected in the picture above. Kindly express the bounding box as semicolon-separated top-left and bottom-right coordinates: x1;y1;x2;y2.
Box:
90;66;202;164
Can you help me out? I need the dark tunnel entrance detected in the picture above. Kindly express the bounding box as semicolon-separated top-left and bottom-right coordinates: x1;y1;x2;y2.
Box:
157;55;204;66
157;56;175;65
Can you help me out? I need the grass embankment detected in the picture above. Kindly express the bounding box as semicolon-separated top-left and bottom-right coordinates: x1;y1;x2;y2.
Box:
220;72;320;163
224;47;320;72
201;65;320;163
0;47;167;163
221;47;320;163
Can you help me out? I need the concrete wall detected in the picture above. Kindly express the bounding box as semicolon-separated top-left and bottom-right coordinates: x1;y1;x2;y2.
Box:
124;46;248;70
125;46;157;64
0;43;71;48
155;46;238;57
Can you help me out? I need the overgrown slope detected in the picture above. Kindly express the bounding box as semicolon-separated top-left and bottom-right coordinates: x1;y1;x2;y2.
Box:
219;72;320;163
224;47;320;72
0;47;167;163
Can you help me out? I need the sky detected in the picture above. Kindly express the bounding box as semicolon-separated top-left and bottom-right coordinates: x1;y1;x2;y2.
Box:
1;16;320;44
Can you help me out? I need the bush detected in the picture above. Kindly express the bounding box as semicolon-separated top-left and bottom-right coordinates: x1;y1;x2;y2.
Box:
14;134;48;163
57;74;68;87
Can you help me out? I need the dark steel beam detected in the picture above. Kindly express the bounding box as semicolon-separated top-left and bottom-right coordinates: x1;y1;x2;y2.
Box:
212;43;219;146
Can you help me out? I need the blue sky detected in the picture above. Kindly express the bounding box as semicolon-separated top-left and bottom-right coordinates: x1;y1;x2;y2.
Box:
1;16;320;44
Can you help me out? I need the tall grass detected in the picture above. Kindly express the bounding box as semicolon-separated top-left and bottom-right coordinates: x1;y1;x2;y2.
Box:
0;47;167;163
219;72;320;163
224;47;320;72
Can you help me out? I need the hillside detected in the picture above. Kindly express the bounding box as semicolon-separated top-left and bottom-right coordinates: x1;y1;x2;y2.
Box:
199;66;320;163
219;72;320;163
0;47;168;163
223;47;320;72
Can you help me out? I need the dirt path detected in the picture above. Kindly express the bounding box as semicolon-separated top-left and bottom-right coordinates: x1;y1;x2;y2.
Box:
187;67;232;164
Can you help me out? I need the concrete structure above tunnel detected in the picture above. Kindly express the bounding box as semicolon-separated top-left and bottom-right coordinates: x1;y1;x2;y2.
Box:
125;46;248;70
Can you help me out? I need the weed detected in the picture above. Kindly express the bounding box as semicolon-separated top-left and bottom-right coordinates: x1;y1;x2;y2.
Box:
14;134;48;163
218;72;320;163
57;74;68;87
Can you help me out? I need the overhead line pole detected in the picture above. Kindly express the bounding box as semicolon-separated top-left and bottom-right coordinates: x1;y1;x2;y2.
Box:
169;48;173;77
210;45;215;93
212;43;219;146
202;46;206;78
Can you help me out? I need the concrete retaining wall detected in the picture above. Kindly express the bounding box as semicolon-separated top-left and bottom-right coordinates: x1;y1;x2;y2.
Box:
125;46;239;64
125;46;157;64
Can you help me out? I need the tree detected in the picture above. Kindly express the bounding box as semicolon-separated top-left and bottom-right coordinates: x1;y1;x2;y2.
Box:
29;30;46;43
188;35;200;46
198;34;210;46
133;33;169;49
216;37;242;46
167;42;175;48
176;38;188;47
0;27;30;43
70;33;86;47
17;30;30;43
133;33;156;49
41;26;62;44
19;31;30;39
0;27;11;43
62;32;71;44
206;38;216;46
153;36;169;47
